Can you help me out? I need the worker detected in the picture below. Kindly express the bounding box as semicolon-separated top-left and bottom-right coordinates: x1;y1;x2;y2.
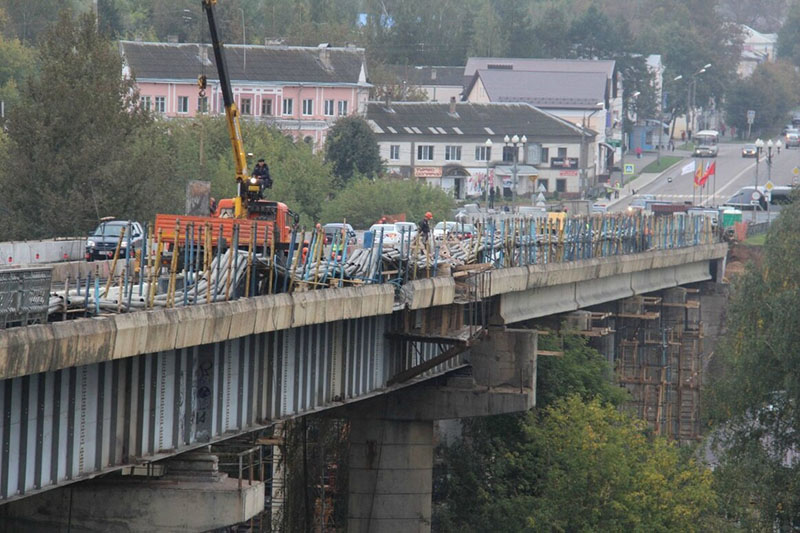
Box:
251;158;272;197
209;196;217;215
418;211;433;242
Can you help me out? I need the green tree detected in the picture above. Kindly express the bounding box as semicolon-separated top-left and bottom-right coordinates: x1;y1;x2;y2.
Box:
324;116;382;187
435;396;718;532
724;60;800;137
0;11;181;239
705;198;800;529
777;0;800;65
0;34;35;118
320;178;453;228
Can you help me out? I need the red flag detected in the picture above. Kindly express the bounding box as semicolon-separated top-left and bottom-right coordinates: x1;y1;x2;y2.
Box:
699;161;715;186
694;160;704;187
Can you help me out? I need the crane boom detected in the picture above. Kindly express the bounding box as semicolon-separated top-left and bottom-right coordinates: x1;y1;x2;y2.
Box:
201;0;248;218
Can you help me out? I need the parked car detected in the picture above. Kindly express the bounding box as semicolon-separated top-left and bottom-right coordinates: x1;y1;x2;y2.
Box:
433;221;476;240
368;223;401;247
322;223;356;245
86;219;144;261
741;144;758;158
394;222;418;241
627;194;656;212
782;124;797;135
786;132;800;148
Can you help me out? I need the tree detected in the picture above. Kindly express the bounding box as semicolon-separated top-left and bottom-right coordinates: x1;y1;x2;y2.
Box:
435;396;718;532
0;34;35;119
320;178;454;228
705;198;800;529
724;61;800;137
777;0;800;66
0;11;181;239
324;116;382;187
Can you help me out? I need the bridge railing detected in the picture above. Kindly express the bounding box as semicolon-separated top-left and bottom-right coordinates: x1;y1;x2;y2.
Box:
38;213;717;320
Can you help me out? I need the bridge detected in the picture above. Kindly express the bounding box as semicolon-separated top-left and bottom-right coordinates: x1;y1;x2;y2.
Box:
0;218;727;531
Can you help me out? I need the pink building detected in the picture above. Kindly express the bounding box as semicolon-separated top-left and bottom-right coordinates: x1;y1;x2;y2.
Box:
120;41;371;147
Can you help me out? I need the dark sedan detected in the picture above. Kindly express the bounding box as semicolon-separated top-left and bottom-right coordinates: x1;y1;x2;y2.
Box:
86;219;144;261
741;144;758;158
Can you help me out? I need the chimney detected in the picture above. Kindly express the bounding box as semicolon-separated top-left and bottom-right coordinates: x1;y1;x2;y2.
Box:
449;96;456;114
318;43;331;68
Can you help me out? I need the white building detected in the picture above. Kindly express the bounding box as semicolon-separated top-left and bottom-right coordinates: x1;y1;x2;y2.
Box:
367;100;595;199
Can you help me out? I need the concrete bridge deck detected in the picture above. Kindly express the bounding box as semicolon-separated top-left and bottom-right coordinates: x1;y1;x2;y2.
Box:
0;242;727;507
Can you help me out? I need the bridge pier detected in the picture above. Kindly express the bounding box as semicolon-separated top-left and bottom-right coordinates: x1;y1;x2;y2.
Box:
340;327;537;532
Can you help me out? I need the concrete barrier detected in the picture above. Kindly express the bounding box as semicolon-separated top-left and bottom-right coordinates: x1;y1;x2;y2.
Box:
575;274;634;308
630;266;678;294
499;284;578;323
0;239;85;267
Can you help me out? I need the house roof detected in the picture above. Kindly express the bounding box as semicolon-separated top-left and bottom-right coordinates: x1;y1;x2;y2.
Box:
740;25;777;45
386;65;464;87
463;57;616;86
119;41;368;85
366;102;593;139
467;69;608;109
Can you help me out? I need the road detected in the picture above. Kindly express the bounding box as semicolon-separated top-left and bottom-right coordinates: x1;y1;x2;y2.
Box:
611;141;800;213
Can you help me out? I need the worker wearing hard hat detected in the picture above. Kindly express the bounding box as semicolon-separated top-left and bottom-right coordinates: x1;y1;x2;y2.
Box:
418;211;433;243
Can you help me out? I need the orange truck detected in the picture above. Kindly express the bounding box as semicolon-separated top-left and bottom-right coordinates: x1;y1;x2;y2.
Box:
153;199;296;253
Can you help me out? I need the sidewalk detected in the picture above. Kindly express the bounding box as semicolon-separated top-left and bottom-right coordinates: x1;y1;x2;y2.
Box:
605;148;692;209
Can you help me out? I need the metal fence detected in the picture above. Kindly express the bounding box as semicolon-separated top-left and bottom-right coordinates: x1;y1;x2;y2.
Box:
0;267;52;328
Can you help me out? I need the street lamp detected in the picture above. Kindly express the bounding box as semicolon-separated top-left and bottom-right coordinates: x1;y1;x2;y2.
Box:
504;134;527;206
620;91;640;189
581;102;604;198
484;138;493;204
753;138;764;221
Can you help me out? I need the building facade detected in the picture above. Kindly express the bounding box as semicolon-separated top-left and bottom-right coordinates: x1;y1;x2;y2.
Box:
462;58;622;182
367;101;595;200
120;41;371;148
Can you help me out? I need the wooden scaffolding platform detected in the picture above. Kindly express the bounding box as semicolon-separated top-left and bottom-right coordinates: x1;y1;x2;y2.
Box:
614;289;704;442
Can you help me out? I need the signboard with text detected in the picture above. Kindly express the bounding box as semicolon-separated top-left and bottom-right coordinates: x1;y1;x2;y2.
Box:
414;166;442;178
549;157;579;169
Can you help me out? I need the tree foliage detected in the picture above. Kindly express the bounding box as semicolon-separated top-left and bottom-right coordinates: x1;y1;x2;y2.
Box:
777;0;800;66
0;11;181;239
320;178;454;228
435;396;718;532
705;198;800;529
724;60;800;137
324;116;382;187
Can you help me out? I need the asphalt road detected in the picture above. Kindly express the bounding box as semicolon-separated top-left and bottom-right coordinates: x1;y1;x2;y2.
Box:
611;140;800;213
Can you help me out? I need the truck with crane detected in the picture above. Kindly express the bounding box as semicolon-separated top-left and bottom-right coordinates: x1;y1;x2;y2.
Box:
153;0;297;255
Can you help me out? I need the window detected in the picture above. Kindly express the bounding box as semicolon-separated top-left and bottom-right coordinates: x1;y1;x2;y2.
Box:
140;96;151;111
475;145;491;161
240;97;252;115
445;145;461;161
197;96;208;113
337;100;348;116
324;99;335;116
557;147;567;158
556;179;567;193
302;98;313;116
502;146;516;162
177;96;189;114
540;147;549;164
155;96;165;113
389;145;400;160
282;98;294;116
417;145;434;161
261;99;273;116
537;179;549;191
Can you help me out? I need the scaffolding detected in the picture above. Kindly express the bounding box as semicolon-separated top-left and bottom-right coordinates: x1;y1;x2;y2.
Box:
614;288;704;442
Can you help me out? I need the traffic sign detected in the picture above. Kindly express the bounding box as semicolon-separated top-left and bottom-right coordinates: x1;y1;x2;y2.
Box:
751;191;761;201
624;164;635;175
747;109;756;124
793;166;800;176
537;182;547;193
794;176;799;186
765;180;774;191
536;192;546;204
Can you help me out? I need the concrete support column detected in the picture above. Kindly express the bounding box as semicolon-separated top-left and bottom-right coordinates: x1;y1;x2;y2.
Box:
347;418;433;533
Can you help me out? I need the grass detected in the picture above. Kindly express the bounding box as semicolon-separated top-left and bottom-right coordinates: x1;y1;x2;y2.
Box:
677;142;695;151
743;233;766;246
640;155;683;174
